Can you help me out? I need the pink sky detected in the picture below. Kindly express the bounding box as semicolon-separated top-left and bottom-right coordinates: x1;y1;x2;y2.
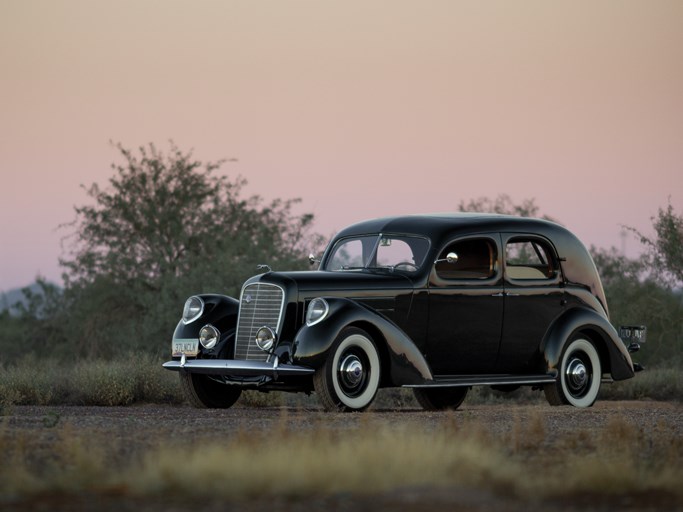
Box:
1;1;682;292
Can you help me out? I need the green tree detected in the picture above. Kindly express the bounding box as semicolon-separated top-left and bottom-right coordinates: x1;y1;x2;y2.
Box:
61;142;317;288
628;201;683;287
0;279;65;361
590;246;682;364
11;278;63;320
19;142;322;360
457;194;557;222
0;309;25;362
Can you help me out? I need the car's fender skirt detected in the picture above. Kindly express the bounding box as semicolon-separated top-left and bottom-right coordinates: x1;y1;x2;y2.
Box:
293;298;433;385
542;307;635;381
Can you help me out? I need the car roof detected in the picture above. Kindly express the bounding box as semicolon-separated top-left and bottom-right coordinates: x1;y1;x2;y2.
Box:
335;212;560;240
333;213;608;314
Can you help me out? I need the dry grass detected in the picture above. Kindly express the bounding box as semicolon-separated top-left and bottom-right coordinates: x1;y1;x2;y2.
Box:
0;354;183;407
131;421;518;498
1;355;680;409
599;366;683;402
1;410;681;507
500;411;683;502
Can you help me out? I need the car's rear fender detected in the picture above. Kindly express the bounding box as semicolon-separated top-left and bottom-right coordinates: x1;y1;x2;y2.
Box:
542;307;635;381
293;297;433;386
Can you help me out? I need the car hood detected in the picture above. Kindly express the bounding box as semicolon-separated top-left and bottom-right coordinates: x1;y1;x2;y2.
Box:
248;270;414;295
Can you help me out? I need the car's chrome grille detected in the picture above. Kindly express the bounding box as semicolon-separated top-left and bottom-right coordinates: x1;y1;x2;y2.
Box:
234;283;285;361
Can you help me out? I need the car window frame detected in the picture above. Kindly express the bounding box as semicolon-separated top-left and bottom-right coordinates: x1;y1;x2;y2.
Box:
323;233;432;273
429;234;503;287
502;233;563;286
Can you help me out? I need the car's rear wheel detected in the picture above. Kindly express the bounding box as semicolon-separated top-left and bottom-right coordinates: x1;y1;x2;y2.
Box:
180;372;242;409
544;336;601;407
413;387;468;411
313;327;381;412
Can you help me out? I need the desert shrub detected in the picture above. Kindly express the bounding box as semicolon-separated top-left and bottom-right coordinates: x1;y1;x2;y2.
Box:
0;356;678;408
0;354;183;406
600;366;682;402
0;356;63;405
127;353;184;404
69;355;184;405
71;360;138;406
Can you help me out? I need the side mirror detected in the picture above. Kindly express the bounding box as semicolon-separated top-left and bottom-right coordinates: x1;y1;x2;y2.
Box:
434;252;458;265
309;253;321;266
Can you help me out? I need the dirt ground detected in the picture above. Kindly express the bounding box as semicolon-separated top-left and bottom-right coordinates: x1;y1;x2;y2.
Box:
2;400;682;512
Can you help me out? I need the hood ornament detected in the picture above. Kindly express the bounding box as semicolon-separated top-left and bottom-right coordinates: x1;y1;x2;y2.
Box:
257;264;272;273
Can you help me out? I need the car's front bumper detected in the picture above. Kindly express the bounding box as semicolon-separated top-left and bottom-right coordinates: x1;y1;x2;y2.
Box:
162;355;315;378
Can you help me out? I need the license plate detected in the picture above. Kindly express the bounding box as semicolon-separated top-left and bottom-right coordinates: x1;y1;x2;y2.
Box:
172;339;199;357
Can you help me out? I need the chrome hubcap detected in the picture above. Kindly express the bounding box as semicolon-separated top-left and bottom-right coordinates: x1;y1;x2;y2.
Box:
566;357;589;394
339;354;364;389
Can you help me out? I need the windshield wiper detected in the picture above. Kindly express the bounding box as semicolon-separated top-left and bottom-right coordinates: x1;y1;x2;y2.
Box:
340;265;393;272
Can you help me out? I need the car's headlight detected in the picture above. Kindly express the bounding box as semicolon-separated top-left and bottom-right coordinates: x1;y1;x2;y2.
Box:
182;296;204;324
199;324;220;349
306;298;329;326
255;326;277;352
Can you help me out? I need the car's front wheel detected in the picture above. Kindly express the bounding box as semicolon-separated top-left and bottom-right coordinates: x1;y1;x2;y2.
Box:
413;387;468;411
544;336;602;407
180;373;242;409
313;327;381;412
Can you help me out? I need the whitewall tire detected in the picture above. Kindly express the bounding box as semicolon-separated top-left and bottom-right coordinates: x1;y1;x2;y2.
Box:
545;337;601;408
314;327;381;412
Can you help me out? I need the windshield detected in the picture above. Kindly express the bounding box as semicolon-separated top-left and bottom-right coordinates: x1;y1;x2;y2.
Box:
324;234;430;272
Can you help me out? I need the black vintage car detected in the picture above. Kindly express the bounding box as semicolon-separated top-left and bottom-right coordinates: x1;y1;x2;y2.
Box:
163;213;645;411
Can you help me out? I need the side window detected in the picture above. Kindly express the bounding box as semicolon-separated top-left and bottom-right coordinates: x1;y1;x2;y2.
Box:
435;238;496;280
505;238;557;280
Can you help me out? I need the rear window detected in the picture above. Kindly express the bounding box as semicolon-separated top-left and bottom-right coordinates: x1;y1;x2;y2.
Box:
505;238;558;280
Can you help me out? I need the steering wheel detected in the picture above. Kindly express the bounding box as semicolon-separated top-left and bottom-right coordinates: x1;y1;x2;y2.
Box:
393;262;418;272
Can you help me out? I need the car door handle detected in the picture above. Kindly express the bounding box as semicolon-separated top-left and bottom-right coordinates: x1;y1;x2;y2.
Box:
491;292;504;297
506;292;521;297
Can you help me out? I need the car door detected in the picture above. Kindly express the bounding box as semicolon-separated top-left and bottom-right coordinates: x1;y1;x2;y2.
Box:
497;234;567;373
426;235;504;375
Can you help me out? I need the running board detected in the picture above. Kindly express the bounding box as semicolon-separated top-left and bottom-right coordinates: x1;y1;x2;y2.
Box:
404;374;557;388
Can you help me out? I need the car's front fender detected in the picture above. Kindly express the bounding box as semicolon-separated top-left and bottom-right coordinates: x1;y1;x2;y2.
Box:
293;298;433;385
542;307;635;381
172;294;240;357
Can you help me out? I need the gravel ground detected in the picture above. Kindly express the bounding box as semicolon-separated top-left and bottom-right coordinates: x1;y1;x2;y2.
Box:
6;399;683;444
2;400;682;512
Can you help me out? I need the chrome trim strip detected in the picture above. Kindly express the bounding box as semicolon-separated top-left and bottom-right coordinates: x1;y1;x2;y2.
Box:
162;359;314;377
405;374;557;388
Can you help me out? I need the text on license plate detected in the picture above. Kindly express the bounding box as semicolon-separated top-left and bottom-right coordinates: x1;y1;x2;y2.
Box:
173;339;199;357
